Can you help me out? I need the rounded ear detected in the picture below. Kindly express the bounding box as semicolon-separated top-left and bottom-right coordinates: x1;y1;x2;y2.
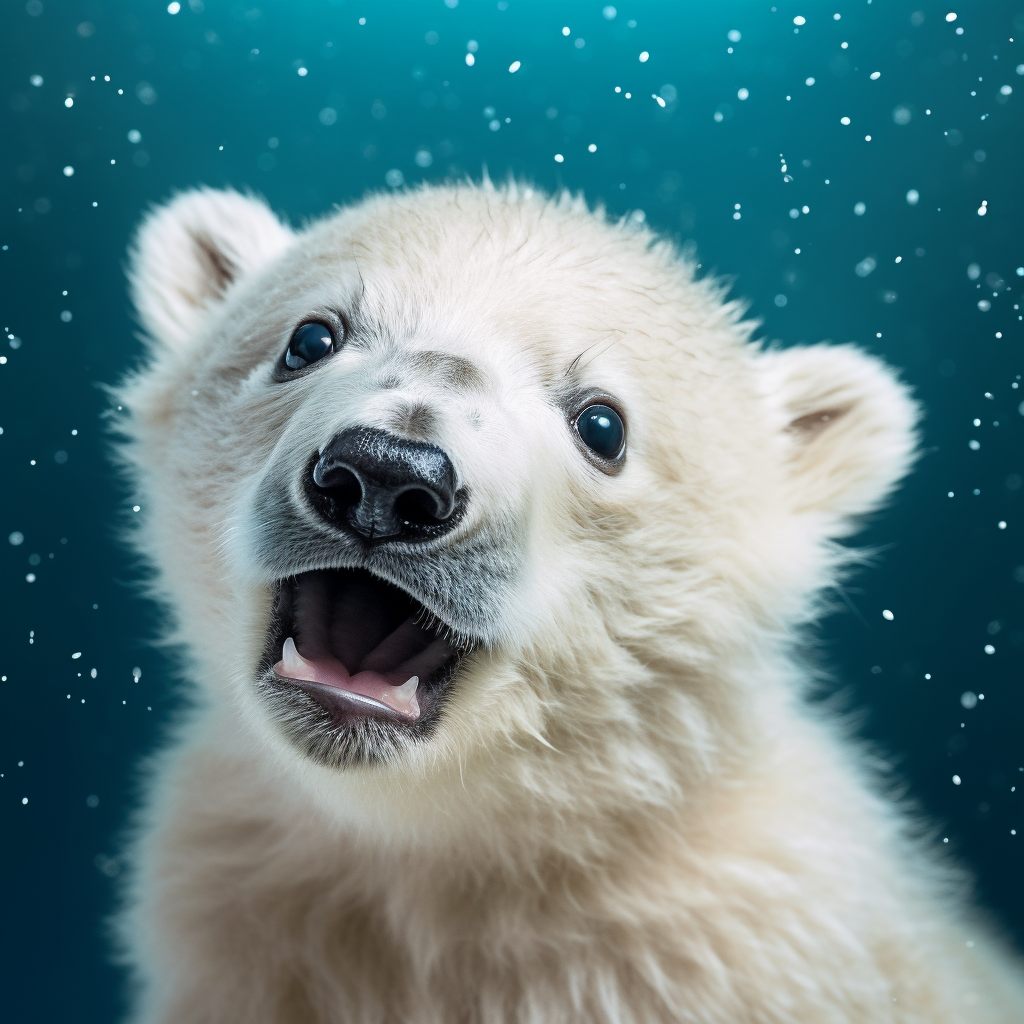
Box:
129;188;294;350
759;344;920;534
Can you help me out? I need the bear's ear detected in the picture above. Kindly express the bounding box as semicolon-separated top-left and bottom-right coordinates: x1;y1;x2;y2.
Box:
759;344;919;533
129;188;293;350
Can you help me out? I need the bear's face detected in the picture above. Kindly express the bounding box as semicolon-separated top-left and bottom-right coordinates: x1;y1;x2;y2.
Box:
125;186;915;822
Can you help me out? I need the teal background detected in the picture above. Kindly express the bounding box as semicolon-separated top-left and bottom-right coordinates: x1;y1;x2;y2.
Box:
2;1;1022;1019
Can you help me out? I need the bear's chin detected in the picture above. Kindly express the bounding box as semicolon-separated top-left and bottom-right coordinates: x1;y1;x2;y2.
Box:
254;567;469;768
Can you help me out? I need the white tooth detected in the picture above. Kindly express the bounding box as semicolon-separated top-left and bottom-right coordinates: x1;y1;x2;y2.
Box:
393;675;420;716
281;637;310;678
394;675;419;700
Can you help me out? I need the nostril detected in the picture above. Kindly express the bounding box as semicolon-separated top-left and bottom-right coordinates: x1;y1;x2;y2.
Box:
394;487;447;527
313;463;362;510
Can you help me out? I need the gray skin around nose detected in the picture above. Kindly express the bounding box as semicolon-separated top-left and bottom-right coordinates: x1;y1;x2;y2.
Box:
308;426;462;544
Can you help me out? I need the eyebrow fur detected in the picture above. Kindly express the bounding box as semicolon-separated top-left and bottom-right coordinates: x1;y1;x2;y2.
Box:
563;330;627;379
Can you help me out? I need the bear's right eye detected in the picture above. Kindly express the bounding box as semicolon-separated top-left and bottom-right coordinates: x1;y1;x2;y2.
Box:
284;322;336;371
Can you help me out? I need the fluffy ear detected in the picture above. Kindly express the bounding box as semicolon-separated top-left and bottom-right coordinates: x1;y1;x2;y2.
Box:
759;344;919;532
129;188;293;349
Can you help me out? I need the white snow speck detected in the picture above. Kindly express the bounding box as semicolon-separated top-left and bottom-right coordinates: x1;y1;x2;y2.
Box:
840;116;851;125
906;189;920;205
952;775;962;785
984;645;995;655
882;609;894;621
509;60;521;73
960;691;978;709
639;51;649;62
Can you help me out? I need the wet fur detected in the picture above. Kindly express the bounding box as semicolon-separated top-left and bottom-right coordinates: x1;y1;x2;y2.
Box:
116;182;1024;1022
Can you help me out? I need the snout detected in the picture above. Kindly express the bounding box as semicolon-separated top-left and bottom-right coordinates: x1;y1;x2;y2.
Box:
306;426;464;543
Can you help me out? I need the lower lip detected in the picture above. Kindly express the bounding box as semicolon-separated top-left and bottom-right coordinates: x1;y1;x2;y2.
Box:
271;671;418;727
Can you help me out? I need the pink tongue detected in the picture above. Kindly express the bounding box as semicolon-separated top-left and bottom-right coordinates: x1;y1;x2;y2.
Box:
274;638;420;719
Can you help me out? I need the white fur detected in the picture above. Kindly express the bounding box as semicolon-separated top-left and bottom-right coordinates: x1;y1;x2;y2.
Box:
116;183;1024;1023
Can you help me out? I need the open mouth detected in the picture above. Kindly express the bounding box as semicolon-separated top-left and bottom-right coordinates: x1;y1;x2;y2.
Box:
259;568;466;763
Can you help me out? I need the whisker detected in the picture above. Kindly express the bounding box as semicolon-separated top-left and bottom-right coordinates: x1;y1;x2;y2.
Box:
563;329;627;378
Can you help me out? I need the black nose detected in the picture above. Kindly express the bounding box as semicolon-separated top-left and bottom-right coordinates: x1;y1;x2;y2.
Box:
307;427;462;543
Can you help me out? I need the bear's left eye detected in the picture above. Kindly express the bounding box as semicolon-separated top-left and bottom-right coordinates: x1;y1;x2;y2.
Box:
284;322;335;371
575;404;625;461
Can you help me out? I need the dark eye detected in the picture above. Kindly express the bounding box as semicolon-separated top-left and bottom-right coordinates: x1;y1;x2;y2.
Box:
575;404;625;460
284;322;335;370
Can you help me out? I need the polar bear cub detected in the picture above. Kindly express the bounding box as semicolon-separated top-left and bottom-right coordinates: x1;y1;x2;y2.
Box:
117;183;1023;1023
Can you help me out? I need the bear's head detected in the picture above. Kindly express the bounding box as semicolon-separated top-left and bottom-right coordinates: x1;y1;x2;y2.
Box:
124;184;916;843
